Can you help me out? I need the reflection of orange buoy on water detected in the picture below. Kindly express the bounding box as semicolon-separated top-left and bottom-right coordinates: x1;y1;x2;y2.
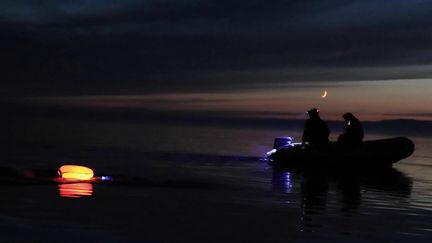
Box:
58;183;93;198
58;165;94;181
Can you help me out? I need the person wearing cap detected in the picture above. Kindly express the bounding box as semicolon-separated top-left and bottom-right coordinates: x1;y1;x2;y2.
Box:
338;112;364;146
302;108;330;147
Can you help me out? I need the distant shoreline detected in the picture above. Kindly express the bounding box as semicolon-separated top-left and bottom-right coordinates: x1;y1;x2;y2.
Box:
3;101;432;138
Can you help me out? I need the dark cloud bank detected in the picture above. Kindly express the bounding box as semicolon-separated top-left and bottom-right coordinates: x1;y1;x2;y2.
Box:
2;0;432;96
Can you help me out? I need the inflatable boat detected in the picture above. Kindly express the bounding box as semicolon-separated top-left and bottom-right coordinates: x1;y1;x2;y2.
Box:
267;137;415;169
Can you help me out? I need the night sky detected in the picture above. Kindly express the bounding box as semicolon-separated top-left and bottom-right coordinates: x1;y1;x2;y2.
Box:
2;1;432;121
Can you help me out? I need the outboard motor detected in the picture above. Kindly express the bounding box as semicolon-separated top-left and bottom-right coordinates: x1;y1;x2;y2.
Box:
273;137;294;149
267;137;294;157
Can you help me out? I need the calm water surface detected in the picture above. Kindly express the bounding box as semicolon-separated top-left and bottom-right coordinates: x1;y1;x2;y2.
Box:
1;121;432;242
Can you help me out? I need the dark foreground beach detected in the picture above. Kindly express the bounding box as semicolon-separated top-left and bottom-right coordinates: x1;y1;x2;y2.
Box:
1;120;432;242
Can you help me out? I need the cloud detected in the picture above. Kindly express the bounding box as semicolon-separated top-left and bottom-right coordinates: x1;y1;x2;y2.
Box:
4;0;432;38
2;1;431;41
2;1;432;96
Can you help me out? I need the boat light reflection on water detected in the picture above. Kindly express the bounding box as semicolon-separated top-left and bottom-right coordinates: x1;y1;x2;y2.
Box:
58;183;93;198
272;171;294;195
283;172;293;193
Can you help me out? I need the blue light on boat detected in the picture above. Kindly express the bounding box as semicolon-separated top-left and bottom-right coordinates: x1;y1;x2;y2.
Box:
101;176;113;181
266;149;277;156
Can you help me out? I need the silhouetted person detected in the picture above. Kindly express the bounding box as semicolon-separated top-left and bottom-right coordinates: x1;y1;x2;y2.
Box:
302;108;330;147
338;112;364;146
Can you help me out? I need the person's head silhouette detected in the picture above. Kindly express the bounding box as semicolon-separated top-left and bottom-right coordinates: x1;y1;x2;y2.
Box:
342;112;354;121
307;108;320;118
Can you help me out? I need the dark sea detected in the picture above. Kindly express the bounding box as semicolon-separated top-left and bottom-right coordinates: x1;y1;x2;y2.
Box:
1;115;432;242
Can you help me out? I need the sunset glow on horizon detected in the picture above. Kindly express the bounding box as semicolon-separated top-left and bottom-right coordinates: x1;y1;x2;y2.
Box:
16;78;432;122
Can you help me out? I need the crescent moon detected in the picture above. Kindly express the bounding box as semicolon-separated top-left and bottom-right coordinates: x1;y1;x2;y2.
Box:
321;90;328;98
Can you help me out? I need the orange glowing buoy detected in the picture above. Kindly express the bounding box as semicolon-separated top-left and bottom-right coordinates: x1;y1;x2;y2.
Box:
58;165;94;181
